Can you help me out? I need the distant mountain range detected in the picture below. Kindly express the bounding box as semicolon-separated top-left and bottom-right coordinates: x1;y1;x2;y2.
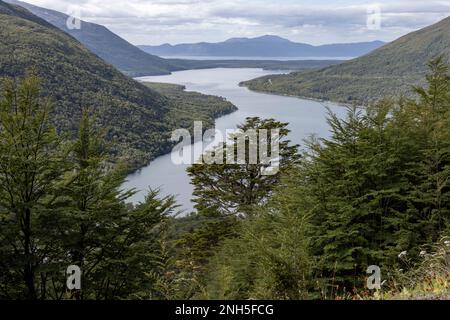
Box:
243;16;450;105
4;0;350;76
138;36;385;58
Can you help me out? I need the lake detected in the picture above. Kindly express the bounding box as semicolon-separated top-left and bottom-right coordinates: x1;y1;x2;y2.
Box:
122;68;347;214
162;56;354;61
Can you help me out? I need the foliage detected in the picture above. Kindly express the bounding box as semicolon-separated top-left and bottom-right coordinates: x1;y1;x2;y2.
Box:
187;117;300;217
0;75;177;299
144;82;237;134
0;75;67;299
203;170;313;299
0;1;237;172
243;17;450;105
189;58;450;300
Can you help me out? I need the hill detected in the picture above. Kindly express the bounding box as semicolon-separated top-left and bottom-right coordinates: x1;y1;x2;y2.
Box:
243;17;450;105
144;82;237;133
0;0;236;171
139;35;384;58
5;0;181;76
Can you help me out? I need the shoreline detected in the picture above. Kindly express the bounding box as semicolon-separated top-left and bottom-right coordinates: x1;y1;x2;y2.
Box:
239;82;353;108
125;82;239;175
127;69;354;175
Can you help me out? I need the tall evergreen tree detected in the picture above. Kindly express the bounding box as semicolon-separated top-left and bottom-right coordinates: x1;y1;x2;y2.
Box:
53;110;133;298
295;58;450;294
408;57;450;241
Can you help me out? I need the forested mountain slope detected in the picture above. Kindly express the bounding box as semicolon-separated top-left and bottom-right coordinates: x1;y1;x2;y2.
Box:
5;0;180;76
0;0;235;170
243;16;450;104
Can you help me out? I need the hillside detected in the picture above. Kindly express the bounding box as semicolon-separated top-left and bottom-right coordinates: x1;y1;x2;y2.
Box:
144;82;237;133
5;0;181;76
243;17;450;105
139;35;384;58
0;0;236;171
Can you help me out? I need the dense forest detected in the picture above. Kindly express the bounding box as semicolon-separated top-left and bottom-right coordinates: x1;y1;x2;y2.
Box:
144;82;237;134
1;57;449;299
171;58;450;300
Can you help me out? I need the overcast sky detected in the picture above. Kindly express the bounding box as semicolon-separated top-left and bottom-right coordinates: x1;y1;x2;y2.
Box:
23;0;450;45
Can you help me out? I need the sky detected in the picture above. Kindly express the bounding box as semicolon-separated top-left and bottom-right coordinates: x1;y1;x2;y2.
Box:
22;0;450;45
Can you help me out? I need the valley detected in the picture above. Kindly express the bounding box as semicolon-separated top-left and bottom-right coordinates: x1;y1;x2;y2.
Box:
1;0;450;303
124;68;347;212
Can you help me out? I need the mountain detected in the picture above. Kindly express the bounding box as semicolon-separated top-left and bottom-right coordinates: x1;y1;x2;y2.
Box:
4;1;347;75
243;16;450;105
0;0;237;171
5;0;181;76
138;36;385;58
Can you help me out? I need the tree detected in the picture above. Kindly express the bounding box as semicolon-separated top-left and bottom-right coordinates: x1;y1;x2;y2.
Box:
408;57;450;241
51;110;134;299
294;58;450;295
187;117;300;217
93;190;177;299
55;111;179;299
203;169;313;299
179;118;300;298
303;103;407;294
0;75;68;299
0;76;179;300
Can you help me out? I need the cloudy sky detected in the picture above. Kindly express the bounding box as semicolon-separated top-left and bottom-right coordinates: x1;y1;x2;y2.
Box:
23;0;450;45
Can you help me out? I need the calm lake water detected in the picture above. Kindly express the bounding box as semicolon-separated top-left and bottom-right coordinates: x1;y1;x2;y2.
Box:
162;56;354;61
123;68;347;214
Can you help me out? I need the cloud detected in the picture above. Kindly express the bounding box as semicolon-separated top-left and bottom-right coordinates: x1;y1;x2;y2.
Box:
23;0;450;45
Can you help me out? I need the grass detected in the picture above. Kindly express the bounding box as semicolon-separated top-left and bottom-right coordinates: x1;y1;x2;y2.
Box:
360;238;450;300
